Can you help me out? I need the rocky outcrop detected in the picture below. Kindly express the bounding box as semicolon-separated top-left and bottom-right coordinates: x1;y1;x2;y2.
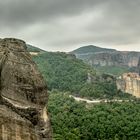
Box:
72;46;140;68
88;52;140;67
0;38;52;140
116;73;140;98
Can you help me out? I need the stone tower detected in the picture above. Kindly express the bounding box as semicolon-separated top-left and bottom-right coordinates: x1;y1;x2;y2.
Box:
0;38;52;140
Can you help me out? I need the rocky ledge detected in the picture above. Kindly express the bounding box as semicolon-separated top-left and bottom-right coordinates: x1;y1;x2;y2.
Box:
0;38;52;140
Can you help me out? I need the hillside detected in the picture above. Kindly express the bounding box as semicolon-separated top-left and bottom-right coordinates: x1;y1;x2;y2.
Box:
71;45;116;54
32;52;95;92
71;45;140;76
27;44;138;140
71;45;116;61
26;44;45;52
32;51;133;100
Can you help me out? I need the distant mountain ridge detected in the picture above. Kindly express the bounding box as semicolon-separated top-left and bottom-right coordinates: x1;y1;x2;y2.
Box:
26;44;140;76
70;45;117;61
71;45;116;54
71;45;140;75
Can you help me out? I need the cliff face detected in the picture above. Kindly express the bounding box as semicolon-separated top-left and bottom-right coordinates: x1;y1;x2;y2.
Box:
88;52;140;67
0;38;52;140
72;46;140;68
117;73;140;98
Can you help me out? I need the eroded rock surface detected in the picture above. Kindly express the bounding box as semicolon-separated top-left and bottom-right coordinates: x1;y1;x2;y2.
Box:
0;38;52;140
88;52;140;67
117;73;140;98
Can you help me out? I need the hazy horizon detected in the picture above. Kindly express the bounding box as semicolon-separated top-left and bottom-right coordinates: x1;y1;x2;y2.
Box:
28;42;140;53
0;0;140;52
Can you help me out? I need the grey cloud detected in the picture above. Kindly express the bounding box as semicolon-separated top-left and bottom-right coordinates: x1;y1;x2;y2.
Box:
0;0;102;28
86;0;140;46
0;0;140;52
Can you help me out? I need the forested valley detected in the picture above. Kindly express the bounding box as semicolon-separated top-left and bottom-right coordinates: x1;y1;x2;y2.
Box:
31;50;140;140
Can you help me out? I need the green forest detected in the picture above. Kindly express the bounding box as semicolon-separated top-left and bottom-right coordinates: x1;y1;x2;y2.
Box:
48;92;140;140
33;52;132;99
32;51;139;140
95;66;129;76
33;52;94;93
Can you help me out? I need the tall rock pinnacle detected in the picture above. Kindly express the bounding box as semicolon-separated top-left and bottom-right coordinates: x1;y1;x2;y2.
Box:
0;38;52;140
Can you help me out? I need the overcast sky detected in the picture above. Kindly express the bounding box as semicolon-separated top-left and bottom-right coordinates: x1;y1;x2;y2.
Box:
0;0;140;52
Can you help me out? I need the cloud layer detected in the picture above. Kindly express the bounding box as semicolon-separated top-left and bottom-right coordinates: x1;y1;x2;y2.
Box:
0;0;140;51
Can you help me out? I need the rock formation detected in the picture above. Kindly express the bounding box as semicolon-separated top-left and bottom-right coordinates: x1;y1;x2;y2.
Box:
72;45;140;68
116;73;140;98
88;52;140;67
138;57;140;75
0;38;52;140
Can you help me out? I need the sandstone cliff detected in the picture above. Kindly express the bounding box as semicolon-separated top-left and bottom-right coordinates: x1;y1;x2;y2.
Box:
88;52;140;67
72;46;140;68
0;38;52;140
116;73;140;98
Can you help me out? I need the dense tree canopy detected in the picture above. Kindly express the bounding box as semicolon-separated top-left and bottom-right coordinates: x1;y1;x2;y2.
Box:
33;52;94;92
33;52;132;99
48;92;140;140
31;50;139;140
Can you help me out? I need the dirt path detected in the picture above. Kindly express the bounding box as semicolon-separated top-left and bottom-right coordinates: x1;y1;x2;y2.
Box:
69;95;130;104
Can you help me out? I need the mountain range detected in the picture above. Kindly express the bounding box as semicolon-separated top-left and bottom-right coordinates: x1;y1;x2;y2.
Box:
27;44;140;76
71;45;140;75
